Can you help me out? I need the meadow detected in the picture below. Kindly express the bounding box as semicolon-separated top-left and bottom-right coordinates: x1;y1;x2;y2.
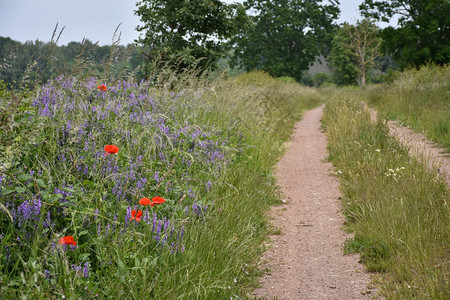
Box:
322;66;449;298
1;39;449;300
0;69;322;298
356;65;449;152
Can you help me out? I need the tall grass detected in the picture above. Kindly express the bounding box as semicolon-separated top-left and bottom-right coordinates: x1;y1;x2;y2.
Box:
0;69;322;298
322;92;449;299
363;64;450;152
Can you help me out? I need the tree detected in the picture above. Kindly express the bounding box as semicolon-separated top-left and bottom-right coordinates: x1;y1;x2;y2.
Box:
232;0;339;81
312;72;329;87
330;20;381;86
345;19;381;86
0;37;146;88
329;26;359;86
135;0;249;75
360;0;450;68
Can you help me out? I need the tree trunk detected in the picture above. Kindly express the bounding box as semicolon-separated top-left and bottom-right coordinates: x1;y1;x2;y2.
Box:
360;66;366;86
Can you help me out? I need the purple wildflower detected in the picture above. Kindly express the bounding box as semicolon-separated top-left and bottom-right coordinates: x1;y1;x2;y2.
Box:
44;269;50;280
83;262;90;277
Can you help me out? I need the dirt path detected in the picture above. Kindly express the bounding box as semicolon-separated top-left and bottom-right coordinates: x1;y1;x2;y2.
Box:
387;122;449;187
253;106;374;299
369;109;449;187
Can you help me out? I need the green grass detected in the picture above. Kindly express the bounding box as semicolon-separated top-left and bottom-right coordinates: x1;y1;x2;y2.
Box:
322;92;449;299
0;70;322;299
363;64;450;152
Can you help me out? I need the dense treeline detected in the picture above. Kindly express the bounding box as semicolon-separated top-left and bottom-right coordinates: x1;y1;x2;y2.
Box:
1;0;449;88
134;0;449;86
0;37;145;88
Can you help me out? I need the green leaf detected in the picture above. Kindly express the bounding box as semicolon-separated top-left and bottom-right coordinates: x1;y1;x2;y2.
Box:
15;186;27;193
78;230;89;236
17;174;32;182
36;179;47;188
0;202;14;222
41;190;50;199
117;258;126;270
135;257;141;268
3;189;15;196
83;180;96;189
79;253;90;261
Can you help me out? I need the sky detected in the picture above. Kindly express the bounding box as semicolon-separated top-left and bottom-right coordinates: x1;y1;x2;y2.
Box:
0;0;395;46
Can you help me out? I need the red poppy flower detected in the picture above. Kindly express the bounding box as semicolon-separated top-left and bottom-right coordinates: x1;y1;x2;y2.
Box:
104;145;119;156
130;209;143;222
139;197;151;206
151;196;166;207
59;235;77;246
97;84;107;92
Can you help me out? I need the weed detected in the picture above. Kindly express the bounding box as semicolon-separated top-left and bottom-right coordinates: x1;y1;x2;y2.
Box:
0;68;322;298
323;93;449;299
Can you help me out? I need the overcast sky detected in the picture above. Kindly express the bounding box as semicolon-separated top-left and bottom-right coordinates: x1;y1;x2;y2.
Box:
0;0;394;46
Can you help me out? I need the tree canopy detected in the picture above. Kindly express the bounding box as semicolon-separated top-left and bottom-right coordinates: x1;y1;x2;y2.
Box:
329;26;359;86
0;37;144;88
135;0;248;75
360;0;450;68
232;0;339;81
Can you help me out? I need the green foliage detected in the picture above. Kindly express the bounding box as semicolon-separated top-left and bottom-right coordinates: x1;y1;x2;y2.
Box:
276;76;297;83
365;64;450;152
300;73;314;87
0;36;145;88
329;26;359;86
232;0;339;81
135;0;249;75
323;93;448;299
344;236;392;272
360;0;450;68
312;72;329;87
331;19;382;86
0;66;322;298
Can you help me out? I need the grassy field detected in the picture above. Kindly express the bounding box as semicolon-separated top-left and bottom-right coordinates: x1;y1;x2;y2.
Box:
0;71;322;298
360;65;450;152
322;90;449;299
1;50;448;299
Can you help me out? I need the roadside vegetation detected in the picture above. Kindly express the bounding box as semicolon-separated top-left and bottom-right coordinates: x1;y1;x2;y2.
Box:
322;84;449;298
0;69;322;298
1;0;448;297
363;65;450;152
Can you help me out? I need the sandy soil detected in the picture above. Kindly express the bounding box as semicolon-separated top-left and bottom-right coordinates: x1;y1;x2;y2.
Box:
387;122;449;187
253;106;374;299
369;109;449;187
